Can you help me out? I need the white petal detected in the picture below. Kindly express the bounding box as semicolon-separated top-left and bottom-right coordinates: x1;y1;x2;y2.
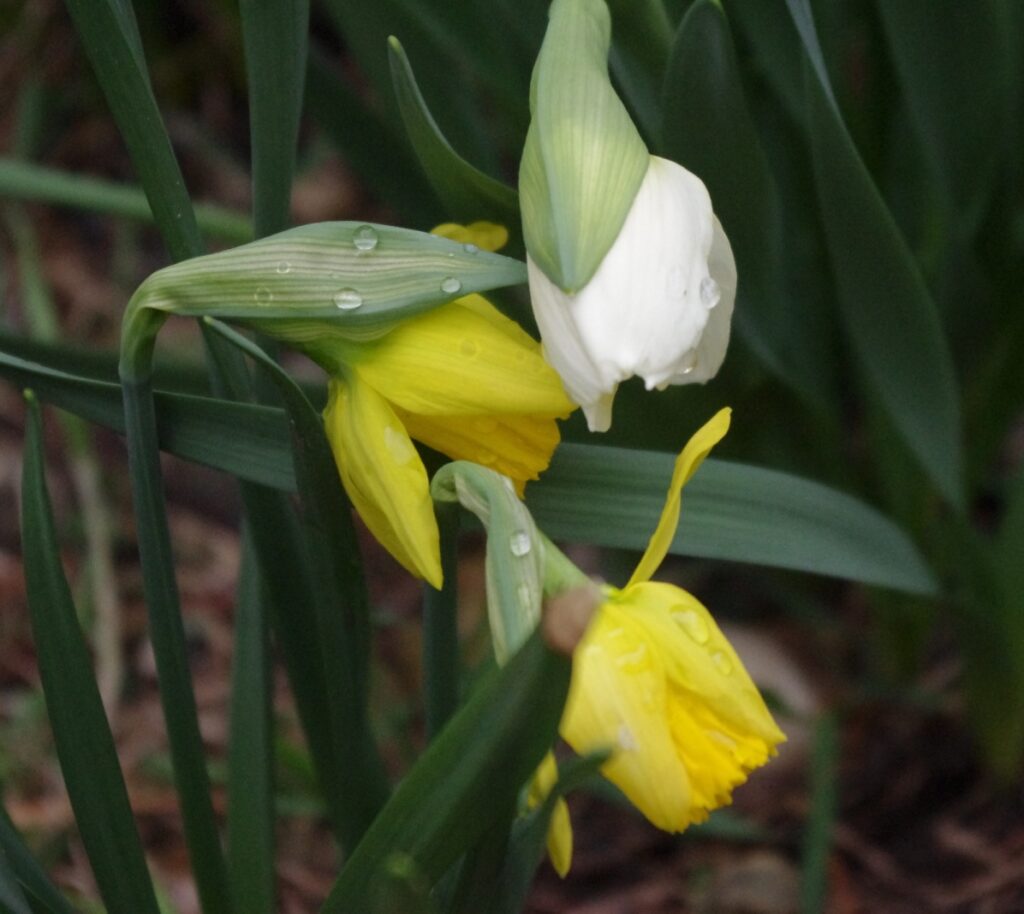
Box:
527;155;732;431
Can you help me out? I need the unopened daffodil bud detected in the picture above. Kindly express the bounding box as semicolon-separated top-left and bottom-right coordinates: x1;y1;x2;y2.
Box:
520;0;736;431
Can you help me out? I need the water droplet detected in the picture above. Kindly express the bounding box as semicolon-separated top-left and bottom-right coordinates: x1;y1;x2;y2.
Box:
383;426;415;464
679;350;698;376
460;338;479;357
353;224;379;252
509;531;532;557
463;242;479;254
673;608;709;644
617;724;638;751
711;651;733;675
517;582;534;610
254;286;273;303
276;261;291;274
441;276;462;295
615;644;647;670
700;276;721;310
333;288;363;310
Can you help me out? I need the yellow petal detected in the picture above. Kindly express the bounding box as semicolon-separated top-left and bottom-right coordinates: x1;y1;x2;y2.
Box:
627;407;731;587
431;221;509;252
323;376;442;587
350;301;575;418
528;753;574;877
396;408;561;494
561;600;692;831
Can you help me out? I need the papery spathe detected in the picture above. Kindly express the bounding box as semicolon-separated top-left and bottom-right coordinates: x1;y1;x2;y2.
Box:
527;155;736;432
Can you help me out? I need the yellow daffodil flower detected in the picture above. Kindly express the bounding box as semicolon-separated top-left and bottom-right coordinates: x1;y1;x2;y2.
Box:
316;223;574;587
546;408;784;864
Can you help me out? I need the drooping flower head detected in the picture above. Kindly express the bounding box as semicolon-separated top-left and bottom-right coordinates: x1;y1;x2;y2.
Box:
546;409;784;864
520;0;736;431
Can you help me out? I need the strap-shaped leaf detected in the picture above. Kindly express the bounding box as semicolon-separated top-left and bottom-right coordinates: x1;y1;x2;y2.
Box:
205;319;389;851
661;1;825;408
0;848;32;914
520;0;649;291
0;347;937;595
785;0;964;509
0;810;75;914
389;38;520;231
319;630;572;912
20;394;161;914
60;0;203;260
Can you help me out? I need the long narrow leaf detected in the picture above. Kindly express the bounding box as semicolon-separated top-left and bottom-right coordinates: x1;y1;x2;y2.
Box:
226;535;275;914
0;810;75;914
389;38;520;231
20;394;161;914
661;1;826;408
785;0;964;508
60;0;203;260
205;319;389;851
239;0;309;237
320;630;571;913
0;158;251;244
0;348;936;594
0;847;32;914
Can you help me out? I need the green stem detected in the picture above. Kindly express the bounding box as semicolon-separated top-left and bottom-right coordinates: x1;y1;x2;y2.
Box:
424;502;461;740
120;373;232;914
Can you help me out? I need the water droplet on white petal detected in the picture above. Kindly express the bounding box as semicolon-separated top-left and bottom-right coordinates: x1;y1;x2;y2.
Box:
254;286;273;303
680;351;698;375
333;288;363;310
276;261;291;274
700;276;721;310
463;242;479;254
441;276;462;295
353;224;379;251
509;531;531;557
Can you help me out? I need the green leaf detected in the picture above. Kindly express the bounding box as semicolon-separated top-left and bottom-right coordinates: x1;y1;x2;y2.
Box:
239;0;309;237
0;810;75;914
787;1;964;509
320;630;571;913
0;158;252;244
388;38;520;231
205;319;389;851
528;443;939;596
876;1;1009;220
20;394;161;914
60;0;203;260
661;1;825;408
520;0;649;291
226;536;274;914
800;712;840;914
423;504;461;740
0;846;32;914
0;345;936;594
305;47;440;227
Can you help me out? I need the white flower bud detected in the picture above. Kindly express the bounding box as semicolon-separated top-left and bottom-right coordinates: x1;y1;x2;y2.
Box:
527;155;737;431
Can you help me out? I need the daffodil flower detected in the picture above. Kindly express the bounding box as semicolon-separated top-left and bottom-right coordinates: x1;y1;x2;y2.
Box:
305;223;574;587
520;0;736;431
545;408;784;864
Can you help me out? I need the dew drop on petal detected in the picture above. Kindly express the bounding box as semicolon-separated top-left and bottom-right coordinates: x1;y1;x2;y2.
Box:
679;350;698;375
254;286;273;303
673;608;709;644
353;224;379;251
700;276;721;310
276;261;291;274
711;651;733;675
509;531;532;557
460;338;479;358
463;242;479;254
517;582;534;611
383;426;415;464
333;288;363;310
441;276;462;295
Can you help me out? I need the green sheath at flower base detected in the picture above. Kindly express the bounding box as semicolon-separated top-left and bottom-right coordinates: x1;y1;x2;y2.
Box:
119;220;527;380
519;0;649;293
